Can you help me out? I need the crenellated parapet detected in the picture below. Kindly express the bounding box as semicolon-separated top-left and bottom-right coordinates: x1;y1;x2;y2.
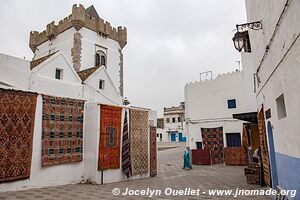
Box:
29;4;127;52
185;70;242;87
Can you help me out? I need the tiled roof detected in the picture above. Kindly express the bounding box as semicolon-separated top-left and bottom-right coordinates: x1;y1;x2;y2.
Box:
77;66;100;82
30;51;58;70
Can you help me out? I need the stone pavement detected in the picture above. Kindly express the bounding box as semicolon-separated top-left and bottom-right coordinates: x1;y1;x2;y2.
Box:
0;146;271;200
157;141;186;151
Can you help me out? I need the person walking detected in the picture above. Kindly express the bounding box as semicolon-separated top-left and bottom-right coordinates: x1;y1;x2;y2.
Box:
183;147;192;170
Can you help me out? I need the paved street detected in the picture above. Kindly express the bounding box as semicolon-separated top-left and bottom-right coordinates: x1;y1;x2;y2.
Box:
0;144;270;200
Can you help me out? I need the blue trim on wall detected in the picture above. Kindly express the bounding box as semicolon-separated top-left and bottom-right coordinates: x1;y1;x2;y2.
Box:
267;122;278;188
275;152;300;200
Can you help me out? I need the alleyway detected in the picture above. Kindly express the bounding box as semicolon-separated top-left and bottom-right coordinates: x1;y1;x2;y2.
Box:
0;143;270;200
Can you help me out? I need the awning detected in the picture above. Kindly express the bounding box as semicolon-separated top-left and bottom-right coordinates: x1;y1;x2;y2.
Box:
233;112;257;124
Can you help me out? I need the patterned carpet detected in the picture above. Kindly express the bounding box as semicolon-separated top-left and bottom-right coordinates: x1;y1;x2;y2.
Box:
201;127;224;163
129;109;149;176
0;89;37;182
41;95;85;167
150;126;157;177
98;104;122;170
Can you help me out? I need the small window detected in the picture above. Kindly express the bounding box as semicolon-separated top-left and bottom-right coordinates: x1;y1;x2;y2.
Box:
265;109;271;119
55;68;63;80
196;142;203;149
166;118;170;123
227;99;236;109
178;117;181;122
95;50;106;67
276;94;287;119
99;79;105;90
172;118;176;123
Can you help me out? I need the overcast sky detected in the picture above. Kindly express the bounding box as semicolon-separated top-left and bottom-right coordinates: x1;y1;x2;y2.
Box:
0;0;246;117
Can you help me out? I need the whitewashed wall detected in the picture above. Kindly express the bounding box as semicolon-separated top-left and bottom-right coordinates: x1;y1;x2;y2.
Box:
185;70;256;149
245;0;300;160
34;28;75;61
157;128;168;142
29;53;83;99
244;0;300;197
83;66;122;105
0;54;31;90
80;27;121;93
240;53;257;113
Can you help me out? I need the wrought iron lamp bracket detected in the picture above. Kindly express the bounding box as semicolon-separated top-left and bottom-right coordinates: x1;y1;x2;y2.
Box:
236;21;262;32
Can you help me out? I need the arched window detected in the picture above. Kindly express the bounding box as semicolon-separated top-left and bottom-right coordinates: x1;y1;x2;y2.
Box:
101;55;106;66
95;50;106;67
95;53;100;66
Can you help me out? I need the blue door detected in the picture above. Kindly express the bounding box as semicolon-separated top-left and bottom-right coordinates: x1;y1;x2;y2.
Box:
171;133;176;141
267;121;278;188
178;133;186;142
178;133;183;141
226;133;241;147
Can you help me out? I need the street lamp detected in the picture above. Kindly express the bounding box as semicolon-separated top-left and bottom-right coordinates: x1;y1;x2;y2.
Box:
232;31;250;52
232;21;262;52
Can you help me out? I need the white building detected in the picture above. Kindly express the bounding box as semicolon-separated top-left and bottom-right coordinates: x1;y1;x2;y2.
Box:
0;54;31;91
242;0;300;198
163;102;186;142
156;118;166;142
28;4;126;105
0;4;156;192
1;4;125;105
184;68;256;150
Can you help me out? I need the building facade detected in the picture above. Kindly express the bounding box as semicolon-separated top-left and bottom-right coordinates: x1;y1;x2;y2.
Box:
243;0;300;198
184;69;257;151
28;4;126;104
156;118;165;142
0;4;126;106
0;4;157;192
163;102;186;142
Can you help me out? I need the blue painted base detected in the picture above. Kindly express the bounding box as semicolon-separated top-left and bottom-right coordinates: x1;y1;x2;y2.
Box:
275;152;300;200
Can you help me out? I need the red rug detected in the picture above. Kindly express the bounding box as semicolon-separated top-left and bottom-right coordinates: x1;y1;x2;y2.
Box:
224;147;247;166
98;104;122;170
150;126;157;177
42;95;85;167
0;89;37;182
192;149;210;165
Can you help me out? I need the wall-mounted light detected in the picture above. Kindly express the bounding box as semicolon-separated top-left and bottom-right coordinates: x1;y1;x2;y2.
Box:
123;97;130;106
232;21;262;52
